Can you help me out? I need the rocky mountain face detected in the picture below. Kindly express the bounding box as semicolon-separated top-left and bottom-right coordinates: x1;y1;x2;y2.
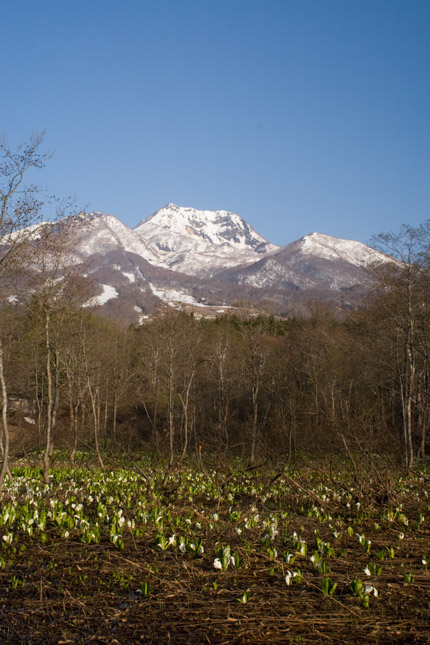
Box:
134;203;279;276
8;205;393;322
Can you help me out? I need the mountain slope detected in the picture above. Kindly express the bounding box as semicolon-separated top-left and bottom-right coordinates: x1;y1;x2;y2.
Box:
70;212;164;266
296;232;390;268
214;232;392;293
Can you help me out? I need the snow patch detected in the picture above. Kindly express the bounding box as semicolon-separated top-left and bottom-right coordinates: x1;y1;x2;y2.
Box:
84;284;119;307
149;283;199;306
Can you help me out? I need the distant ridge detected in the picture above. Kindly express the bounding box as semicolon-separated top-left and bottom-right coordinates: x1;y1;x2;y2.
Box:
5;206;395;322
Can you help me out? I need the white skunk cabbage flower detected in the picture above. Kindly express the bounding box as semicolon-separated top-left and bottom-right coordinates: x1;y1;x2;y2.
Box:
213;558;222;570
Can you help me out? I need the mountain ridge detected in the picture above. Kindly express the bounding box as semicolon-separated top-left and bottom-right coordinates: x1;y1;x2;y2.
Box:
4;205;395;321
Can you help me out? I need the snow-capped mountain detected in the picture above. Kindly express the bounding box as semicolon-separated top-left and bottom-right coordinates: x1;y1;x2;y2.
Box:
215;232;392;292
297;232;389;268
134;203;279;276
70;212;163;266
3;206;394;321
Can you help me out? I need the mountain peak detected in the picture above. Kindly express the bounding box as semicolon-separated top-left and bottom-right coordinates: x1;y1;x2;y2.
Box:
299;231;390;268
134;204;279;276
139;203;246;229
70;211;163;265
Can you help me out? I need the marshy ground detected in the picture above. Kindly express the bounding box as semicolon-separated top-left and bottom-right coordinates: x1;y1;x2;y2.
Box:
0;456;429;643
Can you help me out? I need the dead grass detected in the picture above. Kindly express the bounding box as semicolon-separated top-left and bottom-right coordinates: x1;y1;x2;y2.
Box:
0;465;429;643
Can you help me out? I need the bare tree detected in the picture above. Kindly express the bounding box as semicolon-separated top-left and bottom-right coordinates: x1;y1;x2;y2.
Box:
28;222;95;482
371;222;430;468
0;133;51;490
239;321;272;465
206;319;239;451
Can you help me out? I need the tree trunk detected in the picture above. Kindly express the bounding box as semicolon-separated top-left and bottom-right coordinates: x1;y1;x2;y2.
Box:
88;381;104;469
43;310;52;484
168;350;175;466
0;340;12;491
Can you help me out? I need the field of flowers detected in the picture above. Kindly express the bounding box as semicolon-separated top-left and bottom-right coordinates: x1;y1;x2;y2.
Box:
0;456;429;643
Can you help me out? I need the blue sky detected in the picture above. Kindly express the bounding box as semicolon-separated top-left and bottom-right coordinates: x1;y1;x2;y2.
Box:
1;0;429;246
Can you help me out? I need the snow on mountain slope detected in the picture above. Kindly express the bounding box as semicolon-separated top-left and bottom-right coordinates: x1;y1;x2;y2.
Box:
299;232;391;268
84;283;119;307
72;212;164;266
214;231;394;293
148;283;206;307
134;203;279;276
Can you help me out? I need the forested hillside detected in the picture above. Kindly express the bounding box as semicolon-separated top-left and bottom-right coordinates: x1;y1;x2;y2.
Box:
2;289;429;472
